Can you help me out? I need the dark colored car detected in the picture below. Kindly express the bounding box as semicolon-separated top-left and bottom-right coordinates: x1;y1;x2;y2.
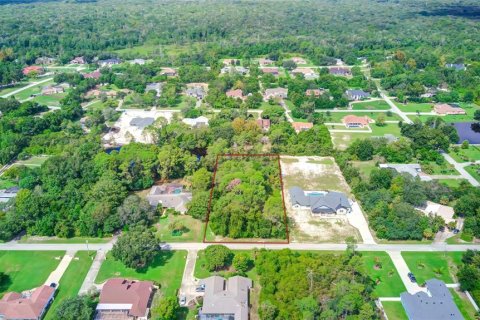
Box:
453;229;460;234
195;284;205;292
408;272;416;283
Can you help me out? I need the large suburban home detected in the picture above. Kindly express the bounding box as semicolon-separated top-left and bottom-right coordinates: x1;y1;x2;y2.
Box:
291;57;307;65
42;84;68;95
0;186;19;203
95;278;154;320
145;82;163;97
291;122;313;133
401;279;463;320
263;87;288;101
345;89;370;101
305;89;325;97
256;118;271;132
260;67;279;76
329;67;351;76
70;56;86;64
0;285;56;320
185;83;208;100
445;63;466;71
35;57;56;65
433;103;466;115
182;116;209;128
379;163;432;181
198;276;252;320
22;66;44;76
258;58;274;66
160;67;177;77
291;67;318;80
83;70;101;80
342;115;374;128
417;201;456;226
226;89;246;101
98;58;121;68
147;183;192;213
221;66;248;75
289;186;352;215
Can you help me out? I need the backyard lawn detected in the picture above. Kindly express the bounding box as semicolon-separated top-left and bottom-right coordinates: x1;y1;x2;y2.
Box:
351;100;391;110
465;164;480;184
438;179;468;188
0;251;64;295
361;252;406;297
450;288;479;320
12;79;55;101
401;252;463;284
449;146;480;162
32;93;66;107
395;102;433;113
382;301;408;320
95;250;187;297
156;214;204;242
43;251;95;320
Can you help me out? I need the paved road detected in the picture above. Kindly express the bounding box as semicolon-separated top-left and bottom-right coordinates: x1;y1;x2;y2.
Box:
379;92;413;124
1;77;53;98
442;152;479;186
279;100;294;123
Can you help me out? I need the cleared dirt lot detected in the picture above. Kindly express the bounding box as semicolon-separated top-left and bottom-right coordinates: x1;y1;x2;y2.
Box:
280;156;361;243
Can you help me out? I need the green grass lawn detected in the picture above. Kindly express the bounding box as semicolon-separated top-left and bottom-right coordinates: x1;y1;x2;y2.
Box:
351;160;377;179
320;111;401;123
0;82;29;96
464;164;480;183
156;215;204;242
361;252;406;297
95;251;187;297
421;161;460;176
438;179;468;188
43;251;95;320
450;288;479;320
395;102;433;113
449;146;480;163
12;156;49;168
330;123;402;149
0;178;16;189
32;93;66;107
0;251;64;296
382;301;408;320
18;236;111;244
13;80;55;101
408;103;480;123
351;100;391;110
401;252;463;284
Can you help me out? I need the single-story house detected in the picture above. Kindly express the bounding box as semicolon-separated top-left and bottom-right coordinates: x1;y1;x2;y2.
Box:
258;58;274;66
0;187;19;203
256;118;271;131
41;85;65;95
379;163;432;181
329;67;351;76
160;67;177;77
70;56;86;64
292;122;313;133
306;89;325;97
401;279;463;320
147;183;192;213
95;278;154;320
0;285;56;320
98;58;121;68
291;67;318;80
289;186;352;215
199;276;252;320
130;58;146;65
185;83;208;100
445;63;466;71
182;116;209;128
226;89;246;101
223;58;240;66
83;70;101;80
35;57;56;65
22;66;44;76
260;67;279;76
342;115;374;128
419;201;456;225
433;103;466;115
345;89;370;101
145;82;163;97
263;88;288;101
221;66;248;75
291;57;307;65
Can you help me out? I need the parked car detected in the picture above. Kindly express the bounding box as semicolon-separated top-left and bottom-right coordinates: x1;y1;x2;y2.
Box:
195;284;205;292
179;294;186;305
408;272;417;283
453;229;460;234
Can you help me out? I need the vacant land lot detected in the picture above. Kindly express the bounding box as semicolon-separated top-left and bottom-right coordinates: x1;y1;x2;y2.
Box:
330;123;402;150
395;102;433;113
351;160;377;179
0;251;64;295
351;100;391;110
32;93;67;107
449;146;480;162
95;250;186;297
361;252;406;297
382;301;408;320
156;214;204;242
401;252;463;284
43;251;95;320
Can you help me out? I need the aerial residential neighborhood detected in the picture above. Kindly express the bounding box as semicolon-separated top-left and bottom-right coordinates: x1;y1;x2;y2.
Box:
1;0;480;320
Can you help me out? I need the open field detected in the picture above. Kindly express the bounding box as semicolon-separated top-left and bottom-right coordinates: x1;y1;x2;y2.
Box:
351;100;391;110
12;80;55;101
12;156;49;168
395;102;433;113
382;301;408;320
0;82;30;96
361;252;406;297
43;251;95;320
32;93;66;107
331;123;402;150
0;251;64;295
156;214;204;242
401;252;463;284
95;250;187;297
438;179;469;188
449;146;480;162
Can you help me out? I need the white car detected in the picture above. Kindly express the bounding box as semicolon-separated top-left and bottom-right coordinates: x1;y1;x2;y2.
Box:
179;294;186;306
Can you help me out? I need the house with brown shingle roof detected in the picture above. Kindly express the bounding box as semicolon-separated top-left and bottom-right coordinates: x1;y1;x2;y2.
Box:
291;57;307;65
226;89;246;101
258;58;274;66
260;67;279;76
160;67;177;77
433;103;466;115
342;115;374;128
256;118;271;131
292;122;313;133
83;70;101;80
70;56;86;64
95;278;154;320
329;67;351;76
0;285;55;320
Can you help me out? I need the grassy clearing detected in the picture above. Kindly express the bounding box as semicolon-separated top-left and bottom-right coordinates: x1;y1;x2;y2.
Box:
0;178;16;189
351;160;377;179
43;251;95;320
351;100;391;110
12;156;49;168
13;80;55;101
0;82;29;96
465;165;480;183
32;93;66;106
395;102;433;113
401;252;463;284
421;161;459;175
449;146;480;163
382;301;408;320
438;179;469;188
156;214;204;242
0;251;64;296
361;252;406;297
450;288;479;320
95;250;186;297
18;236;111;244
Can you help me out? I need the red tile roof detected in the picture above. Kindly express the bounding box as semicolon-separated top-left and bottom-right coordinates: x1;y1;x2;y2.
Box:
226;89;244;100
83;70;101;79
433;103;466;115
22;66;44;76
342;115;373;126
292;122;313;133
256;118;271;130
0;285;55;320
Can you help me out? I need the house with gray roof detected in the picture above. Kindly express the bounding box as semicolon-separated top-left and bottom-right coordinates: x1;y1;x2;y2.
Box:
345;89;370;101
379;163;432;181
199;276;252;320
401;279;463;320
185;86;206;100
289;186;351;215
147;183;192;213
445;63;466;71
145;83;163;97
0;187;19;203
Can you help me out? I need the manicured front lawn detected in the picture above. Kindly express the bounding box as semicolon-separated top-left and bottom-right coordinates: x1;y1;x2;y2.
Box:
361;252;406;297
320;111;401;123
95;250;187;297
382;301;408;320
43;251;95;320
395;102;433;113
420;161;459;176
449;146;480;163
32;93;66;107
401;252;463;284
438;179;468;188
156;214;204;242
13;80;55;101
465;164;480;183
408;103;480;123
0;251;64;295
351;100;391;110
450;288;479;320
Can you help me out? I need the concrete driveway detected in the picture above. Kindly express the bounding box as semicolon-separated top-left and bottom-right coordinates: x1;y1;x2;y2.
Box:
347;201;376;244
388;251;426;294
179;250;202;305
